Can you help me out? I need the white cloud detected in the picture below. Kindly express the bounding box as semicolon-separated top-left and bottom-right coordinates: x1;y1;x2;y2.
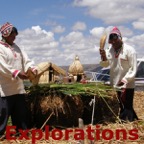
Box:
52;25;65;33
132;18;144;30
72;21;87;31
73;0;144;24
16;26;60;65
11;0;144;66
15;24;144;66
73;0;100;7
60;31;84;43
90;27;105;37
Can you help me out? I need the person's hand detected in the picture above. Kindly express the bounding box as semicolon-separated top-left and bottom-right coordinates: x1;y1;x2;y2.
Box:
33;69;38;76
117;81;127;89
99;49;107;61
26;68;38;81
117;81;125;86
28;68;38;76
18;71;28;80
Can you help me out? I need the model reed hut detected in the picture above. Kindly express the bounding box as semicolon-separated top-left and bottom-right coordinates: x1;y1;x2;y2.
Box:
29;62;66;85
68;55;84;82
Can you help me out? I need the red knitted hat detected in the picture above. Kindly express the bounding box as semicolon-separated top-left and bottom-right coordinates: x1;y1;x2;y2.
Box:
0;22;13;37
110;27;121;37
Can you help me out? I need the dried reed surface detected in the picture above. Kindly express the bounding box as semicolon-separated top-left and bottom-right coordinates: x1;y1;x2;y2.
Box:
1;91;144;144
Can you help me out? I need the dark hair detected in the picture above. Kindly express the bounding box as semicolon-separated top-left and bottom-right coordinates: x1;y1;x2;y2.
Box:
11;27;18;35
109;34;118;40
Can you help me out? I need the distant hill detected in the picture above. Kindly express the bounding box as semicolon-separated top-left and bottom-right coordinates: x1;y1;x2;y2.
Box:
60;63;102;72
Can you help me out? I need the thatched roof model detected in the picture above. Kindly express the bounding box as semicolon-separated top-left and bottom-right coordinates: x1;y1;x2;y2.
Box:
27;62;66;85
36;62;66;76
68;55;84;75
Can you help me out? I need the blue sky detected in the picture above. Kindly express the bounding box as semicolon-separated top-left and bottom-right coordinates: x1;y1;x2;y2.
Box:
0;0;144;66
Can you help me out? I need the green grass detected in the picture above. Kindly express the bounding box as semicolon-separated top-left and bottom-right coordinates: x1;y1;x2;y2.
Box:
49;82;113;96
25;82;113;97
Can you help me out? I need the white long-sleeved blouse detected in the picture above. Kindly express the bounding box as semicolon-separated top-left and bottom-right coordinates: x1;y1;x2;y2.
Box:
100;43;137;88
0;41;35;97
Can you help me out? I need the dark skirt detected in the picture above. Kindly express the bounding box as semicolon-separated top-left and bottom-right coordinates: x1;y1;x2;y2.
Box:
117;88;138;122
0;97;8;135
0;94;30;135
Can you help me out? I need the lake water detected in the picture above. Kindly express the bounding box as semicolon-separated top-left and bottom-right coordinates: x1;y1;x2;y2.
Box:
135;86;144;91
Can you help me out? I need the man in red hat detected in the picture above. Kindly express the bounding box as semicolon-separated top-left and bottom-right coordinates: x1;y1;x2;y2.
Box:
0;22;37;137
99;27;138;122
